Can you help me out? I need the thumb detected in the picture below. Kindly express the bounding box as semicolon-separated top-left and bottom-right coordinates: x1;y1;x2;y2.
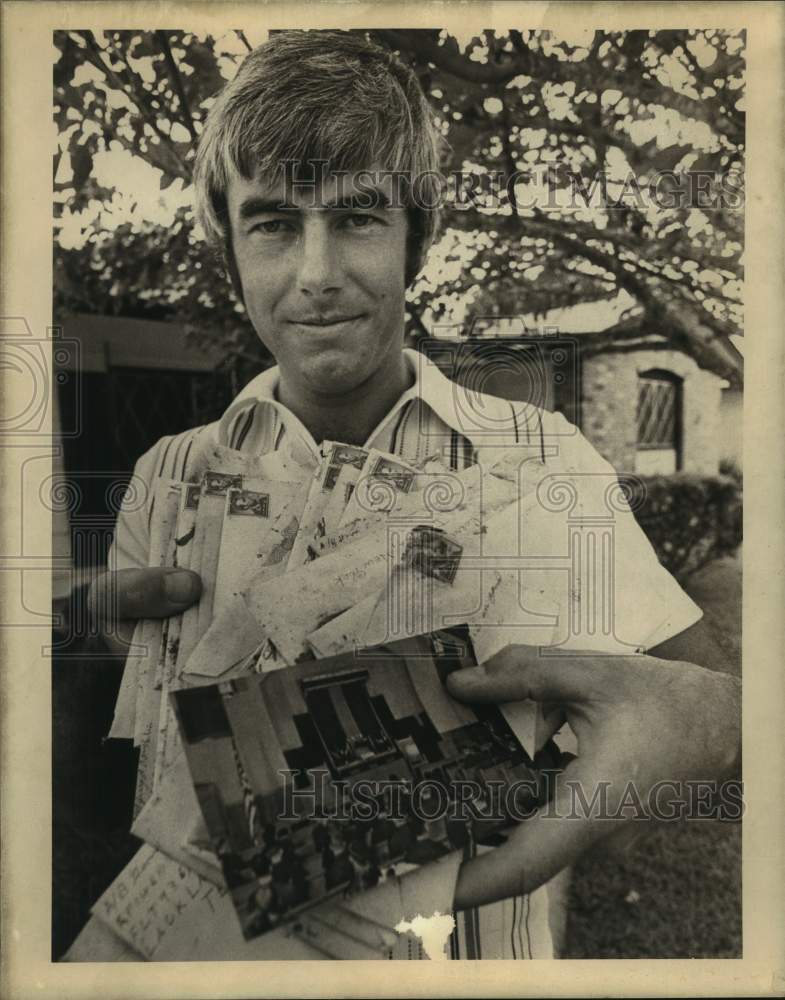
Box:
446;644;607;706
89;567;202;622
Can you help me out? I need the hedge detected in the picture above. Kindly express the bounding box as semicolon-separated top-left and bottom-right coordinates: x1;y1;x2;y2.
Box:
627;473;742;581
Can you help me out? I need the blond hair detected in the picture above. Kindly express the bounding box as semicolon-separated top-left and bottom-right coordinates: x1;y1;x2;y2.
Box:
194;30;445;286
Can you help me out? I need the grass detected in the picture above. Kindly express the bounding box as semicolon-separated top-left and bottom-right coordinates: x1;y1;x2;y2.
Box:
564;818;741;958
564;551;742;958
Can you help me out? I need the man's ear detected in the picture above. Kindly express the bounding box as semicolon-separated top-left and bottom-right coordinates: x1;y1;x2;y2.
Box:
222;241;246;306
215;203;245;304
405;232;431;287
405;207;440;287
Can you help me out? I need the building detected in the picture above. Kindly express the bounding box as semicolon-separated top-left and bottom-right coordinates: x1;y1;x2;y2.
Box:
420;328;743;478
580;345;727;476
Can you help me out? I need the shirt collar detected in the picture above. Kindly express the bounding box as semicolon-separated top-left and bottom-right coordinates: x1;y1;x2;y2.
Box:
216;348;469;452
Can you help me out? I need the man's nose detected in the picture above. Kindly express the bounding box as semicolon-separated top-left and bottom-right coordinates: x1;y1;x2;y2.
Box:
297;218;341;296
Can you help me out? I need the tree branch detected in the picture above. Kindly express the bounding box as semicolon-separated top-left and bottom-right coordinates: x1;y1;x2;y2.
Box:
155;30;197;141
375;29;534;85
235;30;253;52
382;28;744;146
78;31;191;180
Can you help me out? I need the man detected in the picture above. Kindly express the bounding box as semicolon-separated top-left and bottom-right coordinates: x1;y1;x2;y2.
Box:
90;30;740;958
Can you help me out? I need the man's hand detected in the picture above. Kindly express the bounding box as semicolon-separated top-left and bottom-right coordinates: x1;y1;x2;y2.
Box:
87;568;202;655
447;644;741;910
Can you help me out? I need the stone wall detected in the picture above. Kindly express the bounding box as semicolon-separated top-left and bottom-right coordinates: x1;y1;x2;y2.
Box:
580;348;722;475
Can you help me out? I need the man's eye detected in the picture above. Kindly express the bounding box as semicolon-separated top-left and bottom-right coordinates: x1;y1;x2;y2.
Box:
250;219;291;235
344;214;378;229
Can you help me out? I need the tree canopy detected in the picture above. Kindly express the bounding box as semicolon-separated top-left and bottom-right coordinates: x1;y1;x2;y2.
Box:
54;28;744;386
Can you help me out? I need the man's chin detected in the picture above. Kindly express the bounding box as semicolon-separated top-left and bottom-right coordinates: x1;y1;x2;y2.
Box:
298;356;378;397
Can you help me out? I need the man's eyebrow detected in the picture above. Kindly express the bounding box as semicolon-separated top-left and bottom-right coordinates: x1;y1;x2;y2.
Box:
237;191;394;219
238;197;296;220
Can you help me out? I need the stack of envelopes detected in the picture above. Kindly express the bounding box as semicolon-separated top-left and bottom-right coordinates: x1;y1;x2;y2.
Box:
65;439;614;961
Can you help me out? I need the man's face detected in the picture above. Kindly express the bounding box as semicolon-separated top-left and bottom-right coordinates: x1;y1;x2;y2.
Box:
227;167;409;398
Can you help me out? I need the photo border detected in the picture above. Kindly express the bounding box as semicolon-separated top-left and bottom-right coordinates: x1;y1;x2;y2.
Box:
2;1;783;996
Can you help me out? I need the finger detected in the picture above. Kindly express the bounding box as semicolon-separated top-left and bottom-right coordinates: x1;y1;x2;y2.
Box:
89;567;202;623
453;758;626;909
446;645;610;705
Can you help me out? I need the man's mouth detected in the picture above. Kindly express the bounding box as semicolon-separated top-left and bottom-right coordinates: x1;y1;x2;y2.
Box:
288;314;365;329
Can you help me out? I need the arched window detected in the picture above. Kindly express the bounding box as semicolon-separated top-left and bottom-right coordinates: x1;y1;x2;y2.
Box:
635;369;682;474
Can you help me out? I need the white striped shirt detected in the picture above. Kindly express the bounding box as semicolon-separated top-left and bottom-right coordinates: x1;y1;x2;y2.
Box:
110;347;701;960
